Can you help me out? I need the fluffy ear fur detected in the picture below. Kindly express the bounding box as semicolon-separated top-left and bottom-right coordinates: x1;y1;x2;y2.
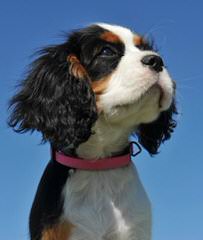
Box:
8;43;97;150
137;99;177;155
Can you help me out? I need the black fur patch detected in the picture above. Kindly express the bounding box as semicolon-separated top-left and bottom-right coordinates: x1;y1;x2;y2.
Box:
8;25;125;151
137;99;177;155
29;159;73;240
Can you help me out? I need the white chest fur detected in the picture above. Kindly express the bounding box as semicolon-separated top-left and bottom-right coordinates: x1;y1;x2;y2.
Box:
62;163;151;240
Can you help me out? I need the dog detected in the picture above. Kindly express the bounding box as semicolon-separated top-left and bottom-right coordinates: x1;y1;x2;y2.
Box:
8;23;177;240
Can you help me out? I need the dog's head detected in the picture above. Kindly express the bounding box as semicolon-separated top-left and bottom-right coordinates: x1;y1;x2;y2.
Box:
8;23;177;155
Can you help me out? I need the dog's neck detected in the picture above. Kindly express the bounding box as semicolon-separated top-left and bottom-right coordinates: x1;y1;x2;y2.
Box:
75;115;136;160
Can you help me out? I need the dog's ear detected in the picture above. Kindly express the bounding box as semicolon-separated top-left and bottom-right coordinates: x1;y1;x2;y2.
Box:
8;43;97;150
137;100;177;155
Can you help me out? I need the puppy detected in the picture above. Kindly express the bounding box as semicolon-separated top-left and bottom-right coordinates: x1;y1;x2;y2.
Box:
9;23;176;240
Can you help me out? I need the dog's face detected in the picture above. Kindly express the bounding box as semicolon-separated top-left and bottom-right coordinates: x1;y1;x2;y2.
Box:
8;23;176;154
77;24;174;123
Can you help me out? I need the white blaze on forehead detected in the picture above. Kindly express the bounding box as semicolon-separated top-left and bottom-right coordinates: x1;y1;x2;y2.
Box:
97;23;139;52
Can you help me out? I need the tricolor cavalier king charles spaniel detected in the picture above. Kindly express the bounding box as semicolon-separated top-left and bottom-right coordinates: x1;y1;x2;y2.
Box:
9;23;177;240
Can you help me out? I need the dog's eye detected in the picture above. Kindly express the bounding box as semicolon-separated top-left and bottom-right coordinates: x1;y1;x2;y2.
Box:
99;47;116;57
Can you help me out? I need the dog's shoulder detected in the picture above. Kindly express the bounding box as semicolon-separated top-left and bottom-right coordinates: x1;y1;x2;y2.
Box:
29;160;73;240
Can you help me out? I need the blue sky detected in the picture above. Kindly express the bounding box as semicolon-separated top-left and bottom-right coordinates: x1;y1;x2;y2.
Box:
1;0;203;239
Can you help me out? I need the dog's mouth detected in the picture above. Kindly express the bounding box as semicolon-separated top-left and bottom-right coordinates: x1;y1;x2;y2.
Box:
109;82;172;117
156;80;174;111
150;83;164;108
140;81;173;111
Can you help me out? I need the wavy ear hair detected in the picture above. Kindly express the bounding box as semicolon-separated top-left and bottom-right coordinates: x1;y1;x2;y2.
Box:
8;43;97;150
137;99;177;155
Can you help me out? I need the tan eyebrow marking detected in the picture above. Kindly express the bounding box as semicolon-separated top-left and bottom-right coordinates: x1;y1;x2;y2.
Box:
133;35;144;46
100;31;121;43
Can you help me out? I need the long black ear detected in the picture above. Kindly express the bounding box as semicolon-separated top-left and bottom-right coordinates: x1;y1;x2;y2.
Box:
8;44;97;150
137;99;177;155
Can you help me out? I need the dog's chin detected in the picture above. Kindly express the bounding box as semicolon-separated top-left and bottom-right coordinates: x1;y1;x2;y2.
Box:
101;83;172;125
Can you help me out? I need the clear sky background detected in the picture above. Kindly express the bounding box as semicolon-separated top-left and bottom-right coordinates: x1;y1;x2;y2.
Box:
0;0;203;239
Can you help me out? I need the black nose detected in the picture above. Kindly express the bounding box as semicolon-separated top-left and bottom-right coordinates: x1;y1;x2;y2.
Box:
141;55;164;72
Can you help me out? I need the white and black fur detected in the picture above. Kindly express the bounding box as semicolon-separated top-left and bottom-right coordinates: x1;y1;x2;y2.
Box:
8;23;177;240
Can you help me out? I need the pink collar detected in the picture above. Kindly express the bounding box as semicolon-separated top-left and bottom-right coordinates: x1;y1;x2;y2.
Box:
54;151;131;170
